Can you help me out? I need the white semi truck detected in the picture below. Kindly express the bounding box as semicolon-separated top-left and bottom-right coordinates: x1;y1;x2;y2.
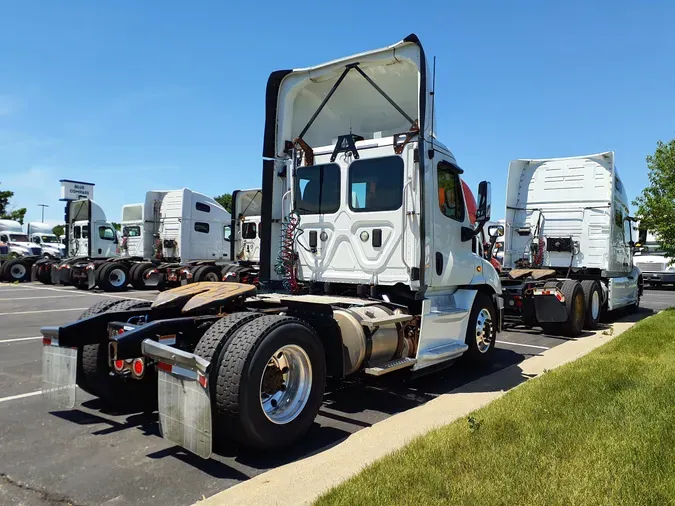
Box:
497;151;642;335
26;222;66;259
0;219;43;282
633;227;675;287
41;34;503;459
35;189;235;291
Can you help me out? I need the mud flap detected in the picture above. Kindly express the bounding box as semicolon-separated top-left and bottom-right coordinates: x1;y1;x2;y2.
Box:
144;270;161;288
142;340;212;459
87;268;96;290
31;263;39;282
157;368;212;459
41;340;78;409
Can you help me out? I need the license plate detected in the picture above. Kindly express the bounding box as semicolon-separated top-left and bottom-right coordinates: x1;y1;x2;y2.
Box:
42;343;78;409
157;368;212;459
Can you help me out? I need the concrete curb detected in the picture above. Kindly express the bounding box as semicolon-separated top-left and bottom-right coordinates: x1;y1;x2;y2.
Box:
197;321;637;506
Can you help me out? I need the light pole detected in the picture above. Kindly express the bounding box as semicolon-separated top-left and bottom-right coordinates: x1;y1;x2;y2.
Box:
38;204;49;222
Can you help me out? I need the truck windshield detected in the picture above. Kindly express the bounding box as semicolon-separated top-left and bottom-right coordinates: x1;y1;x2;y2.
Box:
9;234;30;242
41;235;60;243
636;243;666;255
295;164;340;215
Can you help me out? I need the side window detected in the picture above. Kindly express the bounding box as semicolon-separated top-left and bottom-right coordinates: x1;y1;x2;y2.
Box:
623;218;632;245
615;176;624;194
196;202;211;213
223;225;231;241
73;227;81;239
82;225;89;238
194;222;210;234
242;222;257;239
614;209;623;228
295;164;341;215
33;236;41;243
437;162;465;221
98;226;115;241
0;234;8;242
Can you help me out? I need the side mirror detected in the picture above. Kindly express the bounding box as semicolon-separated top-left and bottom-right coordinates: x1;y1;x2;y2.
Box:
488;225;504;238
475;181;491;223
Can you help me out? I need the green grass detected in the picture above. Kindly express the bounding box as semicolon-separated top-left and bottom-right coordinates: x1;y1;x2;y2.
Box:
316;310;675;506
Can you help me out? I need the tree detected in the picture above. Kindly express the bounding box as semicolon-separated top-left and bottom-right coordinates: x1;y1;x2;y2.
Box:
214;193;232;213
0;182;27;225
111;222;121;231
52;224;65;238
633;139;675;258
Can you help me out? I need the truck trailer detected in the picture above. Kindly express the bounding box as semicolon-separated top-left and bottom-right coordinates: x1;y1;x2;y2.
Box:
41;33;503;459
498;151;642;335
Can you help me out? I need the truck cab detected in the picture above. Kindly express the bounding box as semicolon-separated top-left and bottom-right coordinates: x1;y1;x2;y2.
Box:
231;189;262;264
120;204;144;258
27;222;66;259
0;219;42;257
633;228;675;287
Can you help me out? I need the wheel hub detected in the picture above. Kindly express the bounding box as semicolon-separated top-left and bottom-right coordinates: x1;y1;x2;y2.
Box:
475;308;493;353
259;344;312;424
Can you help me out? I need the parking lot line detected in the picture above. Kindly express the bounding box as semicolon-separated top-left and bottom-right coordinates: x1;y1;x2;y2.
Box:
0;308;89;316
0;390;42;403
0;336;42;344
496;340;550;350
0;284;150;302
0;294;88;301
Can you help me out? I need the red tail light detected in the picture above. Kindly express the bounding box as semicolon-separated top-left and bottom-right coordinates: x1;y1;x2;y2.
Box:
114;360;125;371
132;358;145;377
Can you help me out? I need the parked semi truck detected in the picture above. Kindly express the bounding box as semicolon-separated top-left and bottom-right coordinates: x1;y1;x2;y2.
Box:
31;198;121;286
497;151;642;336
0;219;43;282
34;189;234;291
633;226;674;287
27;222;66;259
41;34;503;459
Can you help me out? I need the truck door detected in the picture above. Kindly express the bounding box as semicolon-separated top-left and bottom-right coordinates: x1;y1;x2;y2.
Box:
430;160;475;289
94;222;117;257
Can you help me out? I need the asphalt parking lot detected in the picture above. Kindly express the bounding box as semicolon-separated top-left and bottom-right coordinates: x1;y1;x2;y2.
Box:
0;282;673;506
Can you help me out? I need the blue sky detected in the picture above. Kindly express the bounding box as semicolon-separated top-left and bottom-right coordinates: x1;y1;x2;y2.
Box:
1;0;674;226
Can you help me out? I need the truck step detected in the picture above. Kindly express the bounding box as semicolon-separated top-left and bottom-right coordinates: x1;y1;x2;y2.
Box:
365;357;417;376
417;342;469;362
361;314;414;328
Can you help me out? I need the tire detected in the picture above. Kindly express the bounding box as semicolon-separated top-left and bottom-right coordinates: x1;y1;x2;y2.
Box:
78;299;154;407
581;280;602;330
198;265;223;283
213;315;327;450
2;259;30;282
131;262;154;290
37;263;53;284
463;292;497;361
98;262;130;292
193;313;264;421
559;280;585;337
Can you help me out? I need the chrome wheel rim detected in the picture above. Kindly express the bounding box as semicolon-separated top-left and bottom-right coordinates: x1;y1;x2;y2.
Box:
475;308;493;353
591;290;600;320
10;264;26;279
260;344;312;425
109;268;126;288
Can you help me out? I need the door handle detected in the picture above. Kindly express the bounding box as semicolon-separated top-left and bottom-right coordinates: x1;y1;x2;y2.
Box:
435;252;443;275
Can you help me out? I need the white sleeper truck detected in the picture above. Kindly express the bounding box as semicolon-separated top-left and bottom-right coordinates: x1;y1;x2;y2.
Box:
40;33;503;459
34;189;234;291
498;151;642;335
27;222;66;259
0;219;43;282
